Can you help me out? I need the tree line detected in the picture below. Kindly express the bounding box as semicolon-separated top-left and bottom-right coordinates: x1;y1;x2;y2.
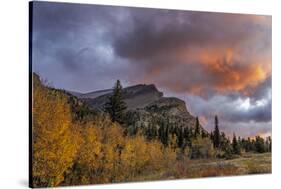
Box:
210;115;271;158
104;80;272;159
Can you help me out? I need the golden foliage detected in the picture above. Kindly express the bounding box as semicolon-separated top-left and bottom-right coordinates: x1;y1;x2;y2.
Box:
32;77;81;187
121;135;149;178
32;74;178;186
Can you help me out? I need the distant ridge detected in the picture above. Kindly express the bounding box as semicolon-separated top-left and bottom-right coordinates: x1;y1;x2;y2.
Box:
68;83;205;132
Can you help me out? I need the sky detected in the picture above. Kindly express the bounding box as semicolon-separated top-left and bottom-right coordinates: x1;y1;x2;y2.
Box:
32;1;272;138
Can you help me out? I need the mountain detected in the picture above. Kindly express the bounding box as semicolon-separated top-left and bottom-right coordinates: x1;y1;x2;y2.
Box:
71;84;163;111
70;84;205;132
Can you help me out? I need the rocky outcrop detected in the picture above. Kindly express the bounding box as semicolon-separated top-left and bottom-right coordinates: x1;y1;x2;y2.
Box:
125;97;199;131
71;84;203;131
80;84;163;111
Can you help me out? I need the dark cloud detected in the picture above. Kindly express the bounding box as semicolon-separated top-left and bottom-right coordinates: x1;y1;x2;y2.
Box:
113;11;211;59
32;1;135;91
32;2;272;137
111;8;271;100
113;10;271;59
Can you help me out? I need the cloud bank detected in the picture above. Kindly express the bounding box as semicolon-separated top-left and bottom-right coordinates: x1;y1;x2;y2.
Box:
32;2;272;137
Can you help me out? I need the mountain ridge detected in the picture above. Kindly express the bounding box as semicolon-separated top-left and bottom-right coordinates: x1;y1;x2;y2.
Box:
69;83;205;132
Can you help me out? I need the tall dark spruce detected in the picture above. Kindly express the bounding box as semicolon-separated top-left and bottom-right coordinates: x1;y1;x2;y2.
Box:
232;133;241;154
194;116;200;138
213;115;220;148
105;80;127;124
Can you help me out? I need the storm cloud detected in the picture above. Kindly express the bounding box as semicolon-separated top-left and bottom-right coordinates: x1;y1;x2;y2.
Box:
32;1;272;137
112;9;271;98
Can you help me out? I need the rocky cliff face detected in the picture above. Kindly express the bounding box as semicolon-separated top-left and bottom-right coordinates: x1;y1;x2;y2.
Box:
125;97;199;132
80;84;163;111
71;84;203;131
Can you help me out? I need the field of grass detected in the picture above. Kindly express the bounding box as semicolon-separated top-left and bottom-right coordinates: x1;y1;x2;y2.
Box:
177;152;271;178
131;153;271;182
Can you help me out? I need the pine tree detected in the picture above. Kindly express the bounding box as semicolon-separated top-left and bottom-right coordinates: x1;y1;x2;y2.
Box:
194;117;200;138
210;131;214;141
201;130;208;138
238;136;242;148
245;137;252;152
255;136;266;153
213;115;220;148
158;123;169;146
183;127;192;147
105;80;127;124
232;133;241;155
177;127;184;149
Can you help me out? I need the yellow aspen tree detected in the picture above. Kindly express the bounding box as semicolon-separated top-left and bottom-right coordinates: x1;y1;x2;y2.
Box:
32;75;81;187
75;124;103;184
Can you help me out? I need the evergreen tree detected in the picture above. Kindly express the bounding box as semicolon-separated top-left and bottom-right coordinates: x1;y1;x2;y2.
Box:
210;131;214;141
146;124;158;140
176;127;184;149
158;123;169;146
245;137;252;152
194;117;200;138
105;80;127;124
213;115;220;148
238;136;242;149
220;132;230;151
255;136;266;153
200;130;206;138
232;133;241;155
183;127;192;147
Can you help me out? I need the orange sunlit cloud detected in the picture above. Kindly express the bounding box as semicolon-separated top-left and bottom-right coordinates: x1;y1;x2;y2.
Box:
139;46;270;99
199;49;269;94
